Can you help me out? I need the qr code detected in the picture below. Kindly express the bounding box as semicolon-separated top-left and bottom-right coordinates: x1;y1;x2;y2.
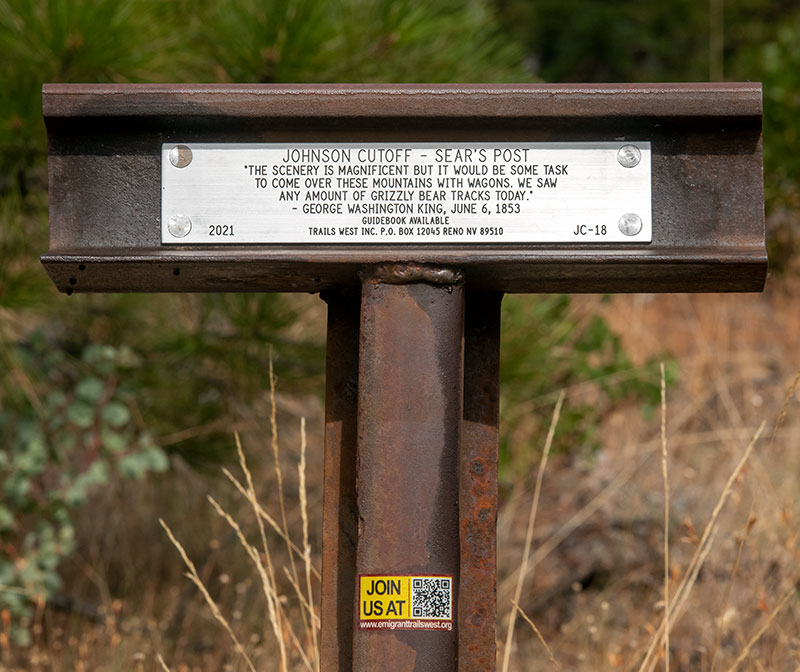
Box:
411;577;452;619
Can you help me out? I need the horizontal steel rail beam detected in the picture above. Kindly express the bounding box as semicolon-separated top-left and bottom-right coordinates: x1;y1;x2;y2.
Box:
42;83;766;293
42;83;763;120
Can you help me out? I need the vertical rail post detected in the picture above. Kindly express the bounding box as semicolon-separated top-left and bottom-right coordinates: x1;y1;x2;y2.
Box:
320;290;361;671
353;265;464;672
460;292;502;671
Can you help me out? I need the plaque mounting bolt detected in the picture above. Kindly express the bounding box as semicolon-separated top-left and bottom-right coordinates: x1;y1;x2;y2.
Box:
169;145;193;168
168;214;192;238
618;213;643;236
617;145;641;168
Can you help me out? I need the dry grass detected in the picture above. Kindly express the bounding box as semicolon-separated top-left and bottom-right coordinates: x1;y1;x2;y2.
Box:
502;390;564;671
511;599;561;669
499;284;800;671
6;281;800;671
153;364;320;672
660;362;670;672
158;518;257;672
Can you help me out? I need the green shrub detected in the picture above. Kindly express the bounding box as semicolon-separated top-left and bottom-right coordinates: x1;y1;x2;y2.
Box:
0;335;169;643
499;295;677;480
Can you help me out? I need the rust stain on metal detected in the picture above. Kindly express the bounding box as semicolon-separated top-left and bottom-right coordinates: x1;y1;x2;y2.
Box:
460;292;502;672
320;290;361;672
358;632;418;672
354;271;463;671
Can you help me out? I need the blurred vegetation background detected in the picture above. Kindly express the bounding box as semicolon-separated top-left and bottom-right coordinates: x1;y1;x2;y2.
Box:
1;0;799;667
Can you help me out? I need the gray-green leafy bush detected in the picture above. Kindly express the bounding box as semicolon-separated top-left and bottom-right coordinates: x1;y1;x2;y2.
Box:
0;335;168;643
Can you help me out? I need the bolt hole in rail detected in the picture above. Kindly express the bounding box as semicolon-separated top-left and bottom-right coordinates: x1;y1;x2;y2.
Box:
42;84;765;671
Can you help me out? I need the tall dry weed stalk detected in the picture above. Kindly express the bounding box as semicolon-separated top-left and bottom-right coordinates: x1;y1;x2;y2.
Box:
159;358;319;670
156;652;172;672
268;352;308;640
497;446;650;604
726;586;797;671
660;362;670;672
299;417;320;672
637;421;765;672
639;372;800;671
158;518;257;672
708;507;755;672
511;599;561;669
502;390;564;672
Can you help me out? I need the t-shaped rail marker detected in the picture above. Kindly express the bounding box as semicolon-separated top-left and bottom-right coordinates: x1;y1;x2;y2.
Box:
42;83;766;671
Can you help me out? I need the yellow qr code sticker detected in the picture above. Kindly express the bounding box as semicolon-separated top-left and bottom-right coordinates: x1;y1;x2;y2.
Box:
358;575;453;631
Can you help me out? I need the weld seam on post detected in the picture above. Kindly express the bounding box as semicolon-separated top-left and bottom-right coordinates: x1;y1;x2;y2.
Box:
359;262;463;286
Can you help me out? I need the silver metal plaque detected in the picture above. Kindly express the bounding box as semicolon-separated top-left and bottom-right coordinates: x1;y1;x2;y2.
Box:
161;142;651;244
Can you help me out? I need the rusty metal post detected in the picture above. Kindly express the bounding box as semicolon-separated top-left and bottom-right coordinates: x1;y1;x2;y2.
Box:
320;289;361;671
460;292;502;671
353;264;463;672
